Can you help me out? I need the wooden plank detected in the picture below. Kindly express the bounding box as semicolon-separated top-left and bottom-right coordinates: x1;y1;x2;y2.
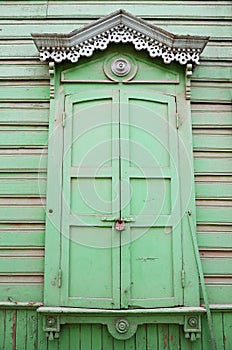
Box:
191;103;232;127
0;150;47;171
212;313;225;350
102;325;113;349
0;42;41;59
135;22;232;39
0;102;49;125
69;324;80;350
157;324;169;350
0;85;49;101
0;232;44;247
201;314;212;350
37;313;47;350
193;133;232;150
0;21;231;40
205;285;232;304
59;325;70;350
91;324;102;350
26;310;38;350
125;336;135;350
201;44;232;61
0;257;44;273
0;275;43;291
0;173;46;196
168;324;180;350
197;223;232;233
224;313;232;350
0;22;83;39
15;309;27;350
4;310;16;350
195;182;232;198
0;223;45;247
146;324;158;350
191;83;232;102
0;2;231;20
80;324;91;350
196;206;232;223
192;64;232;82
113;338;125;350
194;152;232;173
0;126;48;147
0;64;49;80
135;325;147;350
201;258;232;275
0;284;43;302
0;309;5;350
197;234;232;249
0;206;45;222
0;2;47;18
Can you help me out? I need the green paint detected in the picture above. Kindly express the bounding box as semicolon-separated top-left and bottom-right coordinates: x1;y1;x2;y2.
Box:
0;2;231;348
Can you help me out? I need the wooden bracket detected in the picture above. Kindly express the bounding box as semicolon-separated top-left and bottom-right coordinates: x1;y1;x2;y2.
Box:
39;307;204;342
185;63;193;100
184;315;201;341
49;62;55;99
43;315;60;341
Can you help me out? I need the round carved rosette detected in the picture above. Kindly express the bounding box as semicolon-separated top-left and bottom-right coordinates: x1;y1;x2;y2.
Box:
111;58;131;76
115;319;130;334
104;54;137;81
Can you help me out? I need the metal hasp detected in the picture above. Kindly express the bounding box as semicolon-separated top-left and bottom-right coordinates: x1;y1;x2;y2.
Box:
101;217;135;231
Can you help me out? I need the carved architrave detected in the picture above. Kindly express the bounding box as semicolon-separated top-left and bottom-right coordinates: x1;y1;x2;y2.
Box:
31;10;209;66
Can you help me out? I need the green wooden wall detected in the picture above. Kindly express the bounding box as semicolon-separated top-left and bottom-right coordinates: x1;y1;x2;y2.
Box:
0;308;232;350
0;0;231;348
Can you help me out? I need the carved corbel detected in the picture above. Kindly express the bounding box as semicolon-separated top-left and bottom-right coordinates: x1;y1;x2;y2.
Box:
184;315;201;341
185;63;193;100
49;62;55;99
43;315;60;340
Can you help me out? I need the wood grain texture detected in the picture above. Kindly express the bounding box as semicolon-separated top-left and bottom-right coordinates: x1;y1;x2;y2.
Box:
0;309;230;348
0;0;231;341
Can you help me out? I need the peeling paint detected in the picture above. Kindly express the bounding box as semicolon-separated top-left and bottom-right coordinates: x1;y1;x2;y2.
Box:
11;312;16;350
163;328;168;348
136;257;158;262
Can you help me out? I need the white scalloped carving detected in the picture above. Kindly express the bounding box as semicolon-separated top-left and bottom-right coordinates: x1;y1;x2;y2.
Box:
39;25;201;65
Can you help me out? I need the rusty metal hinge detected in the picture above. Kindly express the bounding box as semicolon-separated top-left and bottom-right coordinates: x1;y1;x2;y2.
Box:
58;268;62;288
176;113;180;129
181;269;185;288
62;112;66;127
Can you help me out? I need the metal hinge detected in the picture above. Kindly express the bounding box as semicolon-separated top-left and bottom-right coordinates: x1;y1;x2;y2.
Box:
62;112;66;127
58;268;62;288
176;113;180;129
181;269;185;288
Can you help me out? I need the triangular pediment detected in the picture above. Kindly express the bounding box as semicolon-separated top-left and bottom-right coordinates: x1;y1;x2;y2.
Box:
31;9;209;65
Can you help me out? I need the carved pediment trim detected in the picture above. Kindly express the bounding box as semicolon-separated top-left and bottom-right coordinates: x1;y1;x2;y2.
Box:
31;9;209;65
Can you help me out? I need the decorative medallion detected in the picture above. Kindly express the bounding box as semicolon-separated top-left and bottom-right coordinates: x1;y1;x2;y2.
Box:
115;319;130;334
31;10;209;66
104;53;137;81
111;58;131;76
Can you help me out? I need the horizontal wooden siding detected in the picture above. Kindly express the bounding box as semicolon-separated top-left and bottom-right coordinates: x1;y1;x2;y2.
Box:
0;0;231;306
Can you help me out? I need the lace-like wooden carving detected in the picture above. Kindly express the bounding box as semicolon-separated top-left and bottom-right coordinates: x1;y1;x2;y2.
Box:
39;24;202;65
